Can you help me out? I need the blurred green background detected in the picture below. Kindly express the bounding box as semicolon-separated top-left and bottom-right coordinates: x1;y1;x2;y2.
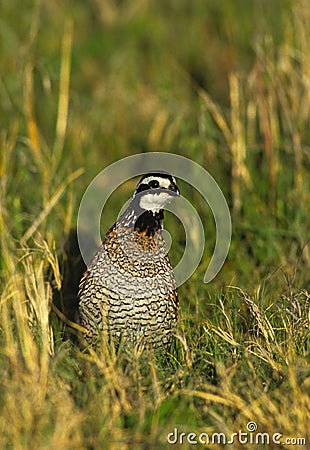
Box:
0;1;309;448
1;0;308;294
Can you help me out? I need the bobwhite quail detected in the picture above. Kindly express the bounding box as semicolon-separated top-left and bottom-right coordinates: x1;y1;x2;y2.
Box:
78;171;180;348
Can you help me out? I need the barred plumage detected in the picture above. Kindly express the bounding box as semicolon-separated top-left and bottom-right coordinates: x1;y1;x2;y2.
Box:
78;171;180;348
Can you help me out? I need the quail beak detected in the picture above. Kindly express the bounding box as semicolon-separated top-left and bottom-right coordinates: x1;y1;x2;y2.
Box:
168;182;180;197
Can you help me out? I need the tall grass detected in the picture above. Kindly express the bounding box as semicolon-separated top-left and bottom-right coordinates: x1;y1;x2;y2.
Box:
0;1;309;448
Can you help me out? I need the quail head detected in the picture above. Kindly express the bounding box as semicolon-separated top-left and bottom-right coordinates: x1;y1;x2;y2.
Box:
78;171;180;349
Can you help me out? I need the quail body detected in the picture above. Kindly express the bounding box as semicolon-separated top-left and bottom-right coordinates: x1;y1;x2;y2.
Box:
78;172;180;348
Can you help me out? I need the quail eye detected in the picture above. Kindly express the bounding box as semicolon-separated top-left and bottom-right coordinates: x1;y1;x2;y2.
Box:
149;180;159;188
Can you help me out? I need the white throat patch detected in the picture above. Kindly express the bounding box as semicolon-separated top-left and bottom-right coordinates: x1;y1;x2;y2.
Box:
139;191;174;213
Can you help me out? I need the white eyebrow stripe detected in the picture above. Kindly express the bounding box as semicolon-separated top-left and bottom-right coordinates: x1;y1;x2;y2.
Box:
141;176;174;189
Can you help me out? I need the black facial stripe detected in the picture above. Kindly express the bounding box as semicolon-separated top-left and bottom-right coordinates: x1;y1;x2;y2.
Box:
135;183;150;193
135;172;179;197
